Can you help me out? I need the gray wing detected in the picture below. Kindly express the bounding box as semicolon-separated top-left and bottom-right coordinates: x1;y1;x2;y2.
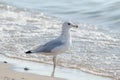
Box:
32;39;63;53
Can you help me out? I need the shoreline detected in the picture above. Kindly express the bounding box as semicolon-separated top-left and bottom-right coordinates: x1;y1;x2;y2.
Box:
0;54;112;80
0;62;65;80
0;53;113;79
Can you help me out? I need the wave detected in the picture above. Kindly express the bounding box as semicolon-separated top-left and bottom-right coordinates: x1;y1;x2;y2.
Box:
0;2;120;80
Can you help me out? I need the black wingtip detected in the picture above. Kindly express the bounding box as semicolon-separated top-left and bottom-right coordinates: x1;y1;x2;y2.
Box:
25;51;32;54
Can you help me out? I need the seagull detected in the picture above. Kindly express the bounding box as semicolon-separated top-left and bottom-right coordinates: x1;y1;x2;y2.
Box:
25;22;78;77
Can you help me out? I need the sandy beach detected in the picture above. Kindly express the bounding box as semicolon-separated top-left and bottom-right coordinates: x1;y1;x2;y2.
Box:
0;62;64;80
0;54;112;80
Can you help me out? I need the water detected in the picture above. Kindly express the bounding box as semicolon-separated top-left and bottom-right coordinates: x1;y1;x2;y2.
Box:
0;0;120;80
1;0;120;32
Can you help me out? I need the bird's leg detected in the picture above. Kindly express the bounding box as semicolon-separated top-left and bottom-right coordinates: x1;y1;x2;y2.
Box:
51;56;56;77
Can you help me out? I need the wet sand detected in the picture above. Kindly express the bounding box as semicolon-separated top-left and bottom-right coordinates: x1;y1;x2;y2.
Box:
0;62;64;80
0;54;112;80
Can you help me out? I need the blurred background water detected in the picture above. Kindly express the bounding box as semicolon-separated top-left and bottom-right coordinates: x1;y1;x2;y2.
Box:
1;0;120;32
0;0;120;80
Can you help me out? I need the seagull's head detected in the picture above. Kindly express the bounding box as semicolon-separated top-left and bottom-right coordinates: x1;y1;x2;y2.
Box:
62;22;78;29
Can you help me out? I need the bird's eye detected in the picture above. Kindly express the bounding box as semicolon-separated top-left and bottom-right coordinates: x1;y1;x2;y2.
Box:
67;23;71;25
